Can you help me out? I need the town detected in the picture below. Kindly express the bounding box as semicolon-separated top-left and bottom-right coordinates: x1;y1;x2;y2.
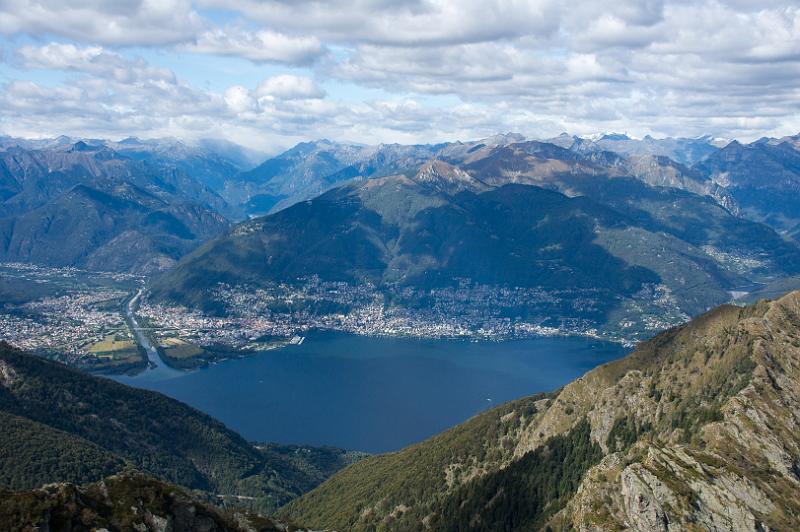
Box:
139;277;689;352
1;264;693;373
0;263;143;370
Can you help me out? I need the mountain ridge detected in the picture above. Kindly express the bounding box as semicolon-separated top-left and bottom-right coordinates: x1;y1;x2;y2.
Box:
0;141;233;273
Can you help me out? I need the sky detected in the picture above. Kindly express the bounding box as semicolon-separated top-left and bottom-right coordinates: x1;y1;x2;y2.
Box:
0;0;798;153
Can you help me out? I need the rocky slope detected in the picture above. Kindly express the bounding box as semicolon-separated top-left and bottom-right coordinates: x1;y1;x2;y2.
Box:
282;291;800;530
0;472;299;532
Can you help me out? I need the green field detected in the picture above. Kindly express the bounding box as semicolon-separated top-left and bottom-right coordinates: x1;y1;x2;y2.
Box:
160;337;206;359
85;334;145;372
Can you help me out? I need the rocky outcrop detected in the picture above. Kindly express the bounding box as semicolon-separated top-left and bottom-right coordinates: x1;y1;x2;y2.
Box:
0;473;299;532
0;359;17;387
546;292;800;530
619;464;671;532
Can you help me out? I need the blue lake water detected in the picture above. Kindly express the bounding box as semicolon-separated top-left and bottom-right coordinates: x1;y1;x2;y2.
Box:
114;332;627;453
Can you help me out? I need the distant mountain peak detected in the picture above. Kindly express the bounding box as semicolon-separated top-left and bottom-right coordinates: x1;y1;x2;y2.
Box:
480;132;526;146
599;133;632;141
413;159;486;193
724;139;743;149
68;140;96;152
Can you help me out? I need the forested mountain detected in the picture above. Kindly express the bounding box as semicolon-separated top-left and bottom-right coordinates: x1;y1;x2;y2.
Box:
0;140;233;273
151;148;800;339
282;291;800;531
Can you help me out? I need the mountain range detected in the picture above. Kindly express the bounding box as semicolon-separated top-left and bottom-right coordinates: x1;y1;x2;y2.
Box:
151;136;800;339
0;139;240;273
224;134;526;216
546;132;727;165
4;131;800;337
696;135;800;238
228;131;800;243
225;132;731;218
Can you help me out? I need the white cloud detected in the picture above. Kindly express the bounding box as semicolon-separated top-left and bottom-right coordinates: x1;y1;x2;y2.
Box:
255;75;326;100
184;27;326;65
224;85;255;113
0;0;798;146
0;0;202;45
197;0;563;47
16;43;175;83
0;1;324;65
579;14;666;49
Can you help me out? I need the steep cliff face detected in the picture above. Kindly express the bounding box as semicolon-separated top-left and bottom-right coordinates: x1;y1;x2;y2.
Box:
283;293;800;530
550;292;800;531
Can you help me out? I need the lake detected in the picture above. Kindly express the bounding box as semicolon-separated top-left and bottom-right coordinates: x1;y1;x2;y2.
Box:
114;332;627;453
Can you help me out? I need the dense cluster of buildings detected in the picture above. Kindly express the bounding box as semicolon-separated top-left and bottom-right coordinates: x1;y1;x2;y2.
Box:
1;264;690;361
0;289;130;361
0;263;138;364
139;279;686;350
